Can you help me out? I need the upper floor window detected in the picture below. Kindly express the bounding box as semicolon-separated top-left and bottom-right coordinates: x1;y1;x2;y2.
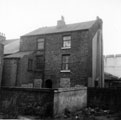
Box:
62;36;71;49
28;59;33;71
61;54;70;70
37;38;44;50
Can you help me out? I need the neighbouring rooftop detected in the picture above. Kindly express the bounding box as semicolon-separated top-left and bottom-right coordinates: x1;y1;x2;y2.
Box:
3;39;20;55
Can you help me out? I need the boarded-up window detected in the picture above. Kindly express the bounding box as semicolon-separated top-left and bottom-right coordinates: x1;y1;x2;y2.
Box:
37;38;44;50
34;79;42;88
61;55;70;70
60;78;70;88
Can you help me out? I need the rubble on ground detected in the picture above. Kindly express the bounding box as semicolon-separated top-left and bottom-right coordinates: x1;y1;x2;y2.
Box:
0;107;121;120
60;107;121;120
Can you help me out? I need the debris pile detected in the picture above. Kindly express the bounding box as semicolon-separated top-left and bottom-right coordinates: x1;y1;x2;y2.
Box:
82;107;111;116
62;107;117;120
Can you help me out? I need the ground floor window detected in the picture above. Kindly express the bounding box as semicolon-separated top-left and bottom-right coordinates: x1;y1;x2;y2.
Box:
60;78;70;88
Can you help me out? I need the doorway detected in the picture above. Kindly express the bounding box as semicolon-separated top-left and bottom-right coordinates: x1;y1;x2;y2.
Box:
45;79;52;88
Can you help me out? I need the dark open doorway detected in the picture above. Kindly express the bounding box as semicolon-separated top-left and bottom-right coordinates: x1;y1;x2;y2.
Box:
45;79;52;88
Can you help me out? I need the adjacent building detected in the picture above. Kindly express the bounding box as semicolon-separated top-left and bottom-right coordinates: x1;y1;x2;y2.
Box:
1;38;20;86
0;33;5;86
3;38;20;55
104;55;121;78
2;17;104;88
104;72;121;88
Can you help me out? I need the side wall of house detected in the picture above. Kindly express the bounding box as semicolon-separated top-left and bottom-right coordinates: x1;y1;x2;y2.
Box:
88;18;104;87
104;55;121;78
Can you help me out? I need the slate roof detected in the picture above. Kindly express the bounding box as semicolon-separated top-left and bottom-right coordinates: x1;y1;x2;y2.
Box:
5;51;33;58
4;39;20;54
23;20;96;36
1;39;19;45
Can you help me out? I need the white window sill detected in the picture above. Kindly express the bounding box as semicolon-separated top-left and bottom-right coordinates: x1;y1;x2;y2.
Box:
60;70;71;72
61;47;71;49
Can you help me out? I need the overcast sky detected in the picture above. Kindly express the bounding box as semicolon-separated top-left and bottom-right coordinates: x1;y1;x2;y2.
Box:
0;0;121;55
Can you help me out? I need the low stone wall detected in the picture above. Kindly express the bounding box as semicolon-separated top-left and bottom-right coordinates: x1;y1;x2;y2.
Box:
0;87;87;118
54;87;87;116
0;87;55;118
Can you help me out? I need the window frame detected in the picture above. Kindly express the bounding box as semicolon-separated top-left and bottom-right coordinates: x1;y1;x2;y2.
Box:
37;38;44;50
60;78;70;88
62;36;71;49
35;55;44;70
28;59;33;71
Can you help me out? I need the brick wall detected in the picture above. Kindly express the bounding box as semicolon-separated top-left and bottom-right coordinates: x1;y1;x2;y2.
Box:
20;36;38;51
44;30;90;87
20;30;90;88
0;87;54;119
17;55;34;86
2;59;19;86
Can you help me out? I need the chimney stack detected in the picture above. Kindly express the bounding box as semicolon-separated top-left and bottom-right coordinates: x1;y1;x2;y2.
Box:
57;16;66;28
0;32;6;42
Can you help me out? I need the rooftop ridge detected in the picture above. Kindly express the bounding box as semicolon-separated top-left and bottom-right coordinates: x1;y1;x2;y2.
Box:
22;20;96;37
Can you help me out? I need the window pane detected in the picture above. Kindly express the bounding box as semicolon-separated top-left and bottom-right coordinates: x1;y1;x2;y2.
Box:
63;40;71;48
63;55;69;63
36;56;44;70
28;59;33;71
65;63;69;70
62;55;70;70
63;36;71;40
38;42;44;49
38;38;44;42
62;63;65;70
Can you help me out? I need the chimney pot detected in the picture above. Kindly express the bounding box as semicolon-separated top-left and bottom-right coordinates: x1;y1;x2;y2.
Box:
0;32;6;41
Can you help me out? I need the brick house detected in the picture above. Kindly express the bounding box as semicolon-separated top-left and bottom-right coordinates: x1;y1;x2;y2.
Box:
2;16;104;88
